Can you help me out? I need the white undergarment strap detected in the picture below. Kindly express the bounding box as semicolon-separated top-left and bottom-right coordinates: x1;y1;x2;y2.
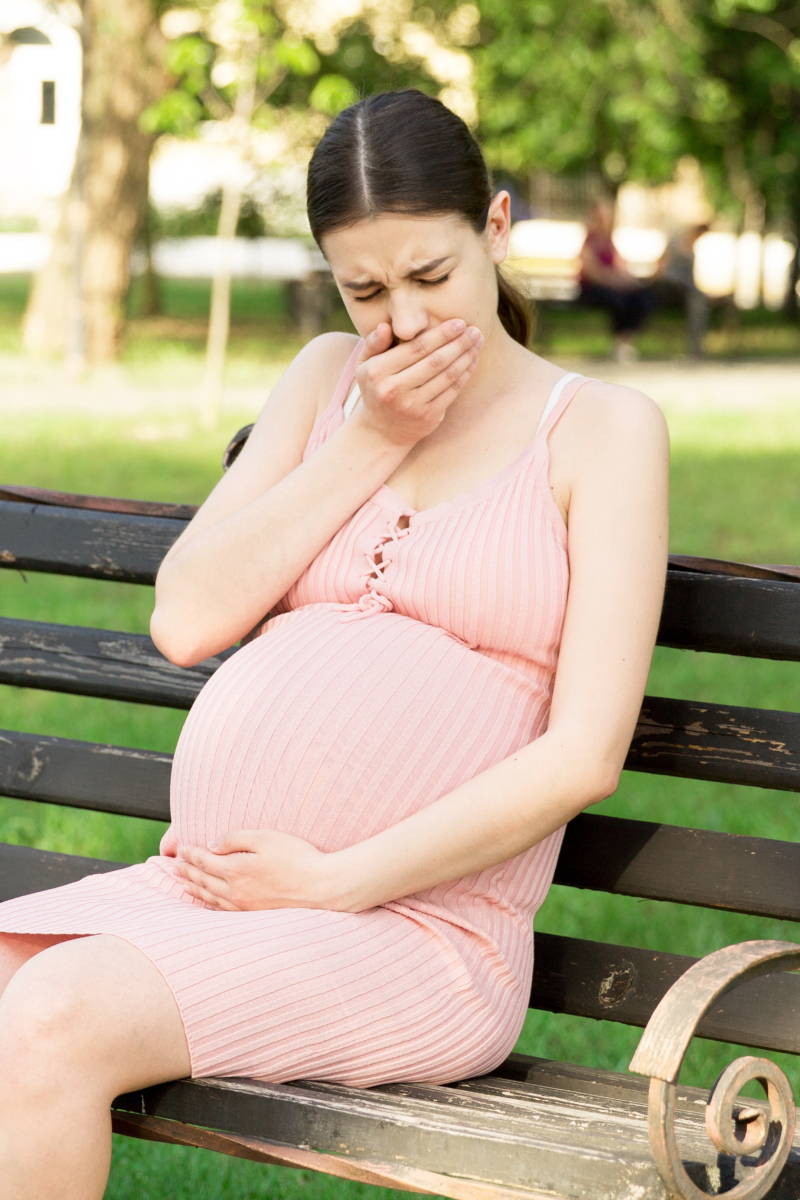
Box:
343;383;361;419
346;374;583;428
535;372;582;435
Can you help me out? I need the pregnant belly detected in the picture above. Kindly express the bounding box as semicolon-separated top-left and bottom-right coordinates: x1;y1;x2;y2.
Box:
166;606;548;853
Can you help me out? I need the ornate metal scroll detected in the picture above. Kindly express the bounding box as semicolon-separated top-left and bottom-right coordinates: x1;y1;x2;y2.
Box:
630;940;800;1200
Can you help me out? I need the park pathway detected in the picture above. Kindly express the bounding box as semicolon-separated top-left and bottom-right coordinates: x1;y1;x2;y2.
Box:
0;354;797;419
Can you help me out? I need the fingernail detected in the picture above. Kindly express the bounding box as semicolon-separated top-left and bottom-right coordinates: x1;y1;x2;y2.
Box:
452;319;466;332
208;838;221;849
468;327;481;343
476;334;486;348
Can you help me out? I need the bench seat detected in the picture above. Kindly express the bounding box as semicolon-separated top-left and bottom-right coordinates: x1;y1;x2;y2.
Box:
4;485;800;1199
110;1056;800;1200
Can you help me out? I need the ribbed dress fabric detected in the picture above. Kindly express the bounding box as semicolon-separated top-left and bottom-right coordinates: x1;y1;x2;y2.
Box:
0;345;590;1088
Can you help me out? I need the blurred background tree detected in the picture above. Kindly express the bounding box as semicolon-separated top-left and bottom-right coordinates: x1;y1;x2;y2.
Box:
15;0;800;370
471;0;800;313
473;0;706;189
20;0;446;372
22;0;171;366
688;0;800;310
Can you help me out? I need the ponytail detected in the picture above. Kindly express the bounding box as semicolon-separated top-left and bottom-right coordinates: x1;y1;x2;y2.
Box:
496;268;532;347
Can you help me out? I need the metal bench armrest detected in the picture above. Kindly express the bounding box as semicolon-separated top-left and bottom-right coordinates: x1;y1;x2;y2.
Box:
630;940;800;1199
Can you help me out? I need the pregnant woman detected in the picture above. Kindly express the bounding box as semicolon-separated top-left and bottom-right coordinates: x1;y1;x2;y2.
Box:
0;90;668;1198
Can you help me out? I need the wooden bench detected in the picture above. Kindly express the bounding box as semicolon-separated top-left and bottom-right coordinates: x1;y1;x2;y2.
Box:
2;463;800;1200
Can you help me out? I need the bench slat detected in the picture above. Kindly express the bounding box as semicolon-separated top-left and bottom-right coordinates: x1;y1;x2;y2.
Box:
111;1109;544;1200
3;613;799;794
556;813;800;919
111;1070;668;1199
659;571;800;660
3;503;800;659
0;841;122;900
0;729;171;821
531;931;800;1054
0;617;225;707
2;841;800;1056
0;486;198;521
3;732;800;920
629;695;800;791
0;500;183;584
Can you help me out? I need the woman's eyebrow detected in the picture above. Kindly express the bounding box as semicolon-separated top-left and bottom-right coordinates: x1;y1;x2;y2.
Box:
407;256;452;277
342;257;453;290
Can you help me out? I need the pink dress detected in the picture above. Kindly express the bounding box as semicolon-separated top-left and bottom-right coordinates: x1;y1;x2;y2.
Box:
0;346;590;1088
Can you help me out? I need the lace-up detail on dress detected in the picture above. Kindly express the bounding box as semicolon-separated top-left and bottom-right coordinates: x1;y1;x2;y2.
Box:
341;519;412;619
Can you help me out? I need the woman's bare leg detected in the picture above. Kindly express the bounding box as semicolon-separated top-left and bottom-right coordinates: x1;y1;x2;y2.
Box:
0;934;191;1200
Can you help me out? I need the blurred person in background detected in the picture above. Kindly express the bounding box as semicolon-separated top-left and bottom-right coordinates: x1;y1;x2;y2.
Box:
579;202;653;363
655;224;710;359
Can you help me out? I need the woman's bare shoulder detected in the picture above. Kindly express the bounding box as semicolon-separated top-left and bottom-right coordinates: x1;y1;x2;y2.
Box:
566;376;668;454
547;376;668;515
292;332;361;421
225;333;359;472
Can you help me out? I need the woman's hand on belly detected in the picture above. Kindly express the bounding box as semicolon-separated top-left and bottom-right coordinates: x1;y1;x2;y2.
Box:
172;830;344;912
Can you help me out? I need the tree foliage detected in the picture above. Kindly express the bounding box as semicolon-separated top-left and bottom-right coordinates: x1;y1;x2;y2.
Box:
142;0;441;145
473;0;800;229
692;2;800;226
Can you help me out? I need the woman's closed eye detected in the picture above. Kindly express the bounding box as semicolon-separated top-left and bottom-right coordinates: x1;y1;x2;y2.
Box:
353;274;452;302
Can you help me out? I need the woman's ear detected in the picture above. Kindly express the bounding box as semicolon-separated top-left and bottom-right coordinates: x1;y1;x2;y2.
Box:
486;192;511;266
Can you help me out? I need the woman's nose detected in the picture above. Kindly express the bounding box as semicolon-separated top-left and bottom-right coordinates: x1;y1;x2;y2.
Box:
387;294;429;344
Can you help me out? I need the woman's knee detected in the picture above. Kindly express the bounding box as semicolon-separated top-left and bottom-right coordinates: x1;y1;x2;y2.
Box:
0;961;96;1090
0;935;191;1095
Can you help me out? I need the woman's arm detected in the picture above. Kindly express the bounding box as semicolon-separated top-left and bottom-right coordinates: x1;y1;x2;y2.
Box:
174;383;669;911
151;320;483;666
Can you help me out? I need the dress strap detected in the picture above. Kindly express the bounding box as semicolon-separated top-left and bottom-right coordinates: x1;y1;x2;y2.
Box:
535;372;592;441
302;339;364;460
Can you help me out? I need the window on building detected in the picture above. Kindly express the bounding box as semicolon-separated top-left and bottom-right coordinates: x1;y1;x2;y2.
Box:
41;81;55;125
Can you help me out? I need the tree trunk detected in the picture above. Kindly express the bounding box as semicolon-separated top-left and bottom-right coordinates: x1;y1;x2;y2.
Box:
200;182;243;429
23;0;168;364
199;27;260;429
139;168;162;318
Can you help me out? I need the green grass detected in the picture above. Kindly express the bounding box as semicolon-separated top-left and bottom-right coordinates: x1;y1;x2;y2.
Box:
0;275;30;352
107;1138;423;1200
1;278;800;1194
534;300;800;360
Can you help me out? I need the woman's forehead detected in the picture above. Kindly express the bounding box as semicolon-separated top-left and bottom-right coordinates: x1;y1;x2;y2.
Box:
323;213;471;278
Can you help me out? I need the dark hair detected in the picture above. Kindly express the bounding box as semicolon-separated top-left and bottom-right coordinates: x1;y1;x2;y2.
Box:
307;90;531;347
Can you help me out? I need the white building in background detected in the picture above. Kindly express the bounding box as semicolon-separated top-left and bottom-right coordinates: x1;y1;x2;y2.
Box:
0;0;81;221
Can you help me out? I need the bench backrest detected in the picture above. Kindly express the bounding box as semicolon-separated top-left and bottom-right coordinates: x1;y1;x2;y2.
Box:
2;481;800;1059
